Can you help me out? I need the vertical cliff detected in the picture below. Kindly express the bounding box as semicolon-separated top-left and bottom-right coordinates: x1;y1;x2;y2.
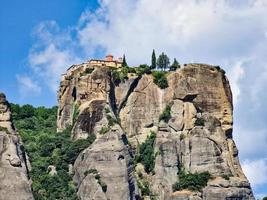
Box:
0;93;33;200
57;62;255;200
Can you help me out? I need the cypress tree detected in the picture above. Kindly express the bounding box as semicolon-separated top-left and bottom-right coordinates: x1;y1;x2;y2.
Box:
122;54;128;67
151;49;156;69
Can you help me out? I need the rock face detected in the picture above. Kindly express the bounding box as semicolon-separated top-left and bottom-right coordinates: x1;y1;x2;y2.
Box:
0;93;33;200
57;62;255;200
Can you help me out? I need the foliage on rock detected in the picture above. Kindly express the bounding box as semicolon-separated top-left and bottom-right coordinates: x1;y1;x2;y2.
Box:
10;104;95;200
159;105;171;123
172;169;212;192
152;71;168;89
135;131;156;173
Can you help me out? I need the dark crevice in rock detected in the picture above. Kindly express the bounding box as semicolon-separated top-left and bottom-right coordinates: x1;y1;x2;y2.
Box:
118;76;141;114
18;144;30;179
109;74;118;116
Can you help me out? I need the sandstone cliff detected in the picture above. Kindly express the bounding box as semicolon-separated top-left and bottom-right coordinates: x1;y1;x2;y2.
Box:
57;62;255;200
0;93;33;200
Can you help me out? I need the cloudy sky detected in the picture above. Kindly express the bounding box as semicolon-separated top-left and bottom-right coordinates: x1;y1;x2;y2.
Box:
0;0;267;198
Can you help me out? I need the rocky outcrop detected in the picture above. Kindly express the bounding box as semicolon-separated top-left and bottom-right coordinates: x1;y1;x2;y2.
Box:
0;93;33;200
57;62;255;200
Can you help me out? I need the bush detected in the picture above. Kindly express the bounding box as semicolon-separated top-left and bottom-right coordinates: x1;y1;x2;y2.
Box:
135;131;156;173
221;174;230;180
152;71;168;89
172;170;212;192
137;179;151;196
136;64;151;76
159;105;171;123
112;68;129;85
99;126;110;135
72;104;79;124
194;117;205;126
263;197;267;200
106;114;120;126
85;68;94;74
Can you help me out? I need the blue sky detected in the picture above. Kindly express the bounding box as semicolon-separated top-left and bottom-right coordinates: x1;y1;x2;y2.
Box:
0;0;267;198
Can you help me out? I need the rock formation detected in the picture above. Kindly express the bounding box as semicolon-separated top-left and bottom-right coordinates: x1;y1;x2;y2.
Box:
57;62;255;200
0;93;33;200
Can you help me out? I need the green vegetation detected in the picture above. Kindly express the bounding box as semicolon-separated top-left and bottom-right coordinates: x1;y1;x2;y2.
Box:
122;54;128;67
159;105;171;123
215;66;226;75
85;67;94;74
194;117;205;126
262;197;267;200
72;104;79;124
99;126;110;135
111;66;137;85
135;131;156;173
136;64;151;76
104;107;110;113
157;52;170;71
221;174;230;180
152;71;168;89
170;58;180;71
172;170;212;192
137;179;151;196
151;49;156;69
106;114;120;126
10;104;95;200
0;126;8;132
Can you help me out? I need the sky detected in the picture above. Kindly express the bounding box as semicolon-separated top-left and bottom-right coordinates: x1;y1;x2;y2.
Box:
0;0;267;198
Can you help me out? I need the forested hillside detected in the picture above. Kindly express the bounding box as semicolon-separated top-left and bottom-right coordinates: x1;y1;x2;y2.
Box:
10;104;95;200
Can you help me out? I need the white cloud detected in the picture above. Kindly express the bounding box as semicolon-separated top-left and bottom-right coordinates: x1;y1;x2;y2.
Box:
28;21;82;92
242;158;267;187
16;75;41;97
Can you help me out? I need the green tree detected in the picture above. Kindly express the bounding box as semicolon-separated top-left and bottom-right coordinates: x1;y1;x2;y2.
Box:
157;52;170;71
170;58;180;71
263;197;267;200
151;49;156;69
122;54;128;67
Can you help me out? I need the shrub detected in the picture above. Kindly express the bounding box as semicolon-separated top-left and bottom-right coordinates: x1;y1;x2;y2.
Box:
111;68;129;85
221;174;230;180
135;131;156;173
106;114;120;126
172;170;212;192
0;126;8;133
104;107;110;113
99;126;110;135
159;105;171;123
136;64;151;76
72;104;79;124
85;68;94;74
194;117;205;126
137;179;151;196
152;71;168;89
215;66;226;75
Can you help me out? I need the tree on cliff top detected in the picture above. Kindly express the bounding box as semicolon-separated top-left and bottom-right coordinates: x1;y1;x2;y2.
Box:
122;54;128;67
157;52;170;71
151;49;156;69
169;58;180;71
